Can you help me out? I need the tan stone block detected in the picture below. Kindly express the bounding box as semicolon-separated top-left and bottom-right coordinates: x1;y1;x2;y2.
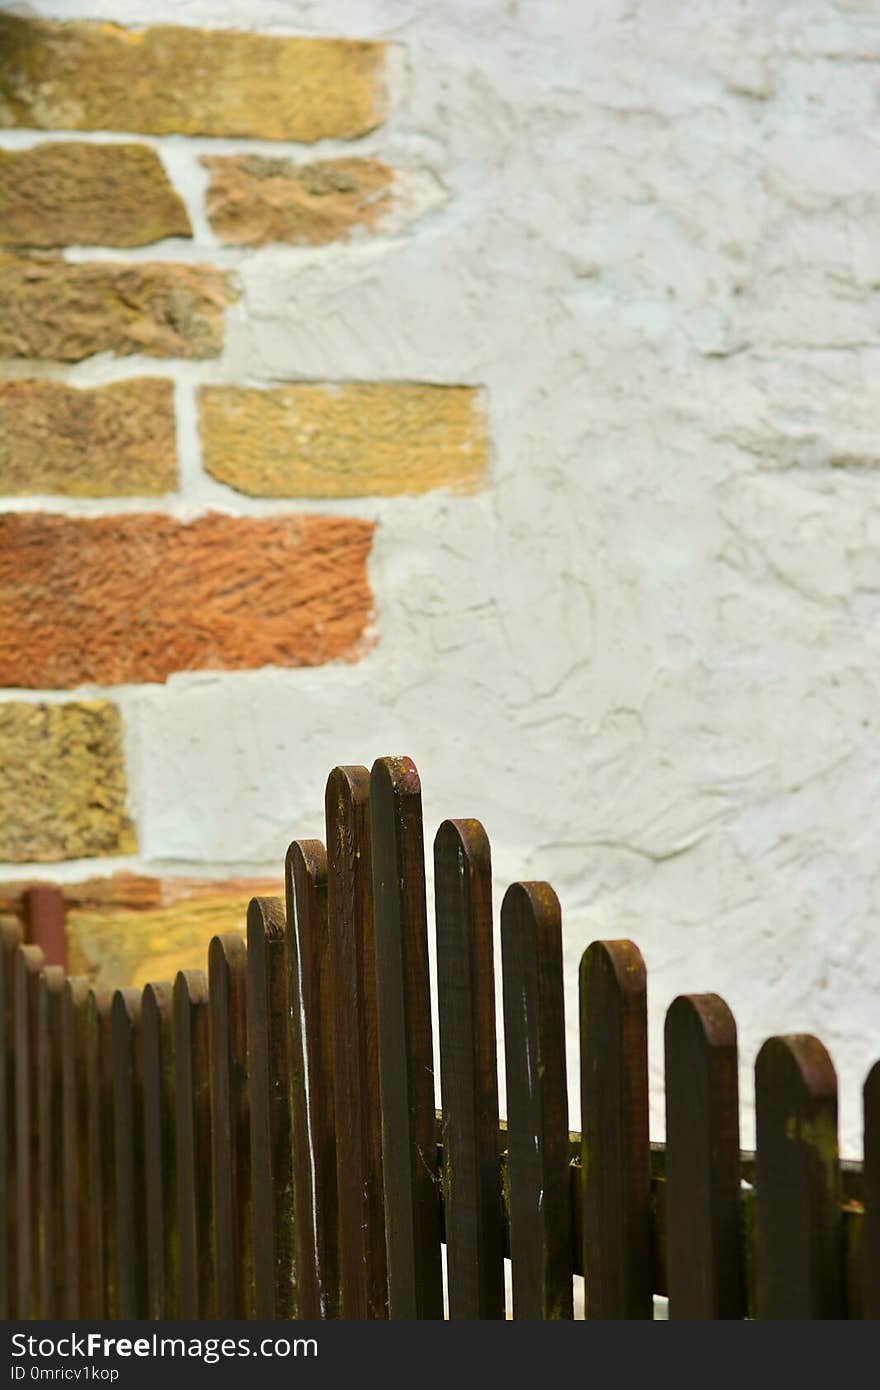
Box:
0;142;191;247
0;701;135;862
203;155;394;247
200;383;489;498
0;378;177;495
0;16;387;141
0;511;375;687
0;255;234;361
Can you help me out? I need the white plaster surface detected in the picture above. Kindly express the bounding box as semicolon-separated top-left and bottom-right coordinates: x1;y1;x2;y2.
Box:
2;0;880;1154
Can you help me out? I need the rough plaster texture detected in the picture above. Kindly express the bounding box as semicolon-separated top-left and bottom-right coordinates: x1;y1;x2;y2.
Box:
1;0;879;1154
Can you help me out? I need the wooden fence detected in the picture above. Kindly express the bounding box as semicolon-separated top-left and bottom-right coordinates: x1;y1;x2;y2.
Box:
2;755;878;1320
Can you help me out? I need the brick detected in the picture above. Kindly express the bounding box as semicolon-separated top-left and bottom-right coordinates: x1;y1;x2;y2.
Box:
0;378;177;496
203;155;394;247
66;891;274;991
0;255;234;361
0;701;135;862
0;512;375;687
0;16;387;142
0;142;190;248
200;383;489;498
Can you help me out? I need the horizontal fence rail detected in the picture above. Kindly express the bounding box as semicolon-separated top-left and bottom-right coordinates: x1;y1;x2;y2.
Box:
0;755;877;1320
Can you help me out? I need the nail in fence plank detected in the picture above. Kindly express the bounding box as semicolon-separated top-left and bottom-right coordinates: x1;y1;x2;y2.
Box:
37;965;65;1318
143;981;177;1319
286;840;339;1318
755;1034;841;1318
112;988;148;1318
325;766;387;1320
501;882;573;1319
209;934;253;1318
0;920;22;1320
247;895;294;1319
435;818;504;1319
174;969;214;1319
664;993;744;1319
61;978;92;1318
370;758;444;1320
864;1061;880;1318
15;944;43;1317
24;886;66;970
580;939;651;1319
86;990;116;1318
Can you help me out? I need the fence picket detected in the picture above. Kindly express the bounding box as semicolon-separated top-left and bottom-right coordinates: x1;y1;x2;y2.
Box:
326;766;388;1320
664;993;744;1319
174;969;214;1319
209;934;252;1319
86;990;116;1318
61;978;91;1318
863;1061;880;1319
0;920;22;1320
37;965;65;1318
112;988;147;1318
143;981;177;1319
502;882;572;1319
247;895;294;1319
15;944;43;1318
285;841;339;1319
435;818;504;1320
371;757;444;1320
755;1034;841;1318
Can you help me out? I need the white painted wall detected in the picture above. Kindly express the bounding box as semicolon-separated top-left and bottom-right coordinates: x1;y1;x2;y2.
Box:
3;0;880;1154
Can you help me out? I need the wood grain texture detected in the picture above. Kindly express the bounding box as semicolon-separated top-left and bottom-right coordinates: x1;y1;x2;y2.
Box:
0;920;22;1319
0;512;375;688
142;981;177;1318
325;766;387;1319
15;944;43;1317
864;1061;880;1318
174;969;214;1319
285;841;339;1318
36;965;64;1317
370;757;444;1320
61;977;91;1317
247;896;294;1318
501;882;572;1320
755;1034;841;1318
112;988;147;1318
209;934;253;1318
664;993;744;1319
580;939;651;1319
434;818;503;1319
86;989;116;1318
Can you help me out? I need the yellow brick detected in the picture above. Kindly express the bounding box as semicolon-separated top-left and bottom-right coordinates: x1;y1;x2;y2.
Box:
199;383;489;498
0;702;136;862
0;16;387;142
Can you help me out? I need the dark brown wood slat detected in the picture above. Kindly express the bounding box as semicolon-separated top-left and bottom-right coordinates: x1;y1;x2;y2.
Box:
15;943;43;1318
247;895;294;1319
24;885;66;970
142;981;177;1319
580;939;651;1319
370;757;444;1321
755;1033;841;1318
112;988;148;1318
37;964;65;1318
0;920;22;1320
61;977;91;1318
435;817;504;1320
174;969;214;1319
664;993;744;1319
285;840;339;1319
325;766;387;1320
501;882;572;1320
86;989;116;1318
863;1060;880;1318
209;933;253;1319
